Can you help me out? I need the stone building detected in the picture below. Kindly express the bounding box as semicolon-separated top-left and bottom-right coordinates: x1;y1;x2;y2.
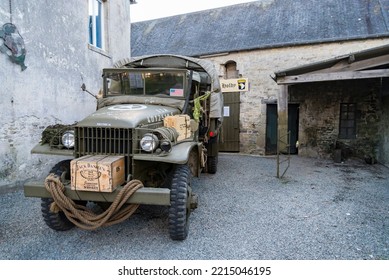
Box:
0;0;132;190
131;0;389;164
273;45;389;165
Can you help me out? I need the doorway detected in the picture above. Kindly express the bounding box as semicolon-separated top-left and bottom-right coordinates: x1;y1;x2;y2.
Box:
266;104;299;154
219;92;240;152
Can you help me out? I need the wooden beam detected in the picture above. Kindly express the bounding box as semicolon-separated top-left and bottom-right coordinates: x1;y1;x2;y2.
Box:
277;85;288;153
312;54;389;74
276;69;389;85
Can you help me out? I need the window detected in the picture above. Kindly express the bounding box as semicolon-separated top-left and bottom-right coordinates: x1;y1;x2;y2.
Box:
225;61;238;79
105;70;185;97
339;103;356;139
89;0;105;49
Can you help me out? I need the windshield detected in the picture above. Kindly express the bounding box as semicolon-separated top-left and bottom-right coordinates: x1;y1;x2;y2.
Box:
105;71;186;98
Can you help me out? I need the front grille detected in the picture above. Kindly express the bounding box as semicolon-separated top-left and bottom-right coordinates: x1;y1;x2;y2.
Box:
75;127;133;175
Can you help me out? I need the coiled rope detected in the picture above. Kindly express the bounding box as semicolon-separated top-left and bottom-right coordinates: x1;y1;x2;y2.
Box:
155;126;179;144
44;174;143;230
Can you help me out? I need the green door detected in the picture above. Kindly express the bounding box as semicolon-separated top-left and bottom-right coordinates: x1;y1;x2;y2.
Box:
220;92;240;152
266;104;299;154
266;104;278;154
288;104;299;154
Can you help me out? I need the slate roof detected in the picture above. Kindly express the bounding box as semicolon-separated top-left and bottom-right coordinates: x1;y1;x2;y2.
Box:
131;0;389;57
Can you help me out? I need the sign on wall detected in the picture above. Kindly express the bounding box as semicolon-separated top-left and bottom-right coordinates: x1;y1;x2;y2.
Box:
223;106;230;117
220;78;249;92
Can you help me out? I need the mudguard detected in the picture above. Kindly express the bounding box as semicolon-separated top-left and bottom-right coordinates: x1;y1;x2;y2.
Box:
133;141;202;165
31;143;74;157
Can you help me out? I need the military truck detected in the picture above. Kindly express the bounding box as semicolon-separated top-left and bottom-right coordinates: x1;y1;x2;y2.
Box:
23;55;223;240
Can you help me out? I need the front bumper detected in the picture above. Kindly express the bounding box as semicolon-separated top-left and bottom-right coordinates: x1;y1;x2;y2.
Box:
24;181;199;210
24;181;171;206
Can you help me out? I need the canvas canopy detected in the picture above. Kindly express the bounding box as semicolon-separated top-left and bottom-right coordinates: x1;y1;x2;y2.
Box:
114;54;223;120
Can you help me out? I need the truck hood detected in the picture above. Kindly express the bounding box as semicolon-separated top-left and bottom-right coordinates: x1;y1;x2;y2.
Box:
76;104;181;128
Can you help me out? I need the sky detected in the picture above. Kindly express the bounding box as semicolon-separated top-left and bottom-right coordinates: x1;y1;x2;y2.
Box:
130;0;258;22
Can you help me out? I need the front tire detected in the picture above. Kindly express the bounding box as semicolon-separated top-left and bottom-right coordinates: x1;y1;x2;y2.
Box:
168;165;192;240
41;197;74;231
41;160;82;231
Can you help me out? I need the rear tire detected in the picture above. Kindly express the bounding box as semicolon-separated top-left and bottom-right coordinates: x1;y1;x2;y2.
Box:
205;134;219;174
207;154;218;174
168;165;192;240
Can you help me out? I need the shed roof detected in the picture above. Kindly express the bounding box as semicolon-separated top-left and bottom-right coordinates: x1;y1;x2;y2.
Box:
273;43;389;85
131;0;389;57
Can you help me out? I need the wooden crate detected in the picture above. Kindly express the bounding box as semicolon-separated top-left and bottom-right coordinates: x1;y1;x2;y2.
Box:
70;155;125;192
163;114;191;141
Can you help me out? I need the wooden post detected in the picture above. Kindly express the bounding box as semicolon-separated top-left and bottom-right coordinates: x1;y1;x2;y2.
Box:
277;85;288;153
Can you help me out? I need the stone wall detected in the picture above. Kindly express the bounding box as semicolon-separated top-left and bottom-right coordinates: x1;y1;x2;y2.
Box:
208;39;389;156
290;80;381;161
0;1;131;190
378;85;389;164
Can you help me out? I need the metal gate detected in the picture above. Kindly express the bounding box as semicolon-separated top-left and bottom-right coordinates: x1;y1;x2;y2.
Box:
219;92;240;152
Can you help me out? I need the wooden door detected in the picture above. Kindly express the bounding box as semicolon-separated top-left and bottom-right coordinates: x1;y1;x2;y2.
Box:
219;92;240;152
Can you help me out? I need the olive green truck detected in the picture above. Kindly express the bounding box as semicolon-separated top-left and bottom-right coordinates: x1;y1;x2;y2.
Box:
23;55;223;240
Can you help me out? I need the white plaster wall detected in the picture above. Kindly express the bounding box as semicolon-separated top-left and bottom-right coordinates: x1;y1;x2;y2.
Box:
208;39;389;155
0;1;131;189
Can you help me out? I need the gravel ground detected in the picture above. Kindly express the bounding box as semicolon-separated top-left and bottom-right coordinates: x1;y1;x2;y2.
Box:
0;153;388;260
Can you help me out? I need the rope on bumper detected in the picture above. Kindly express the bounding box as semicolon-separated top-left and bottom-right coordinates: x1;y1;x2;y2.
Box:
44;173;143;230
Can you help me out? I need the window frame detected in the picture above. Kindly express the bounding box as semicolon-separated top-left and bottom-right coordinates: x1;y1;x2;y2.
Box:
339;103;357;139
88;0;105;50
103;68;188;99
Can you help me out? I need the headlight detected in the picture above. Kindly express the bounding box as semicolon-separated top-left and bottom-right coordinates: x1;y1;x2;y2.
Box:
61;130;75;148
140;133;159;152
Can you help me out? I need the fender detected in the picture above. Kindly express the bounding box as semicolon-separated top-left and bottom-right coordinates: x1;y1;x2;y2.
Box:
133;141;202;165
30;143;75;157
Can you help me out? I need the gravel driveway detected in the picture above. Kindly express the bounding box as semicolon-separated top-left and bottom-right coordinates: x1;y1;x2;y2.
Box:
0;154;388;260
